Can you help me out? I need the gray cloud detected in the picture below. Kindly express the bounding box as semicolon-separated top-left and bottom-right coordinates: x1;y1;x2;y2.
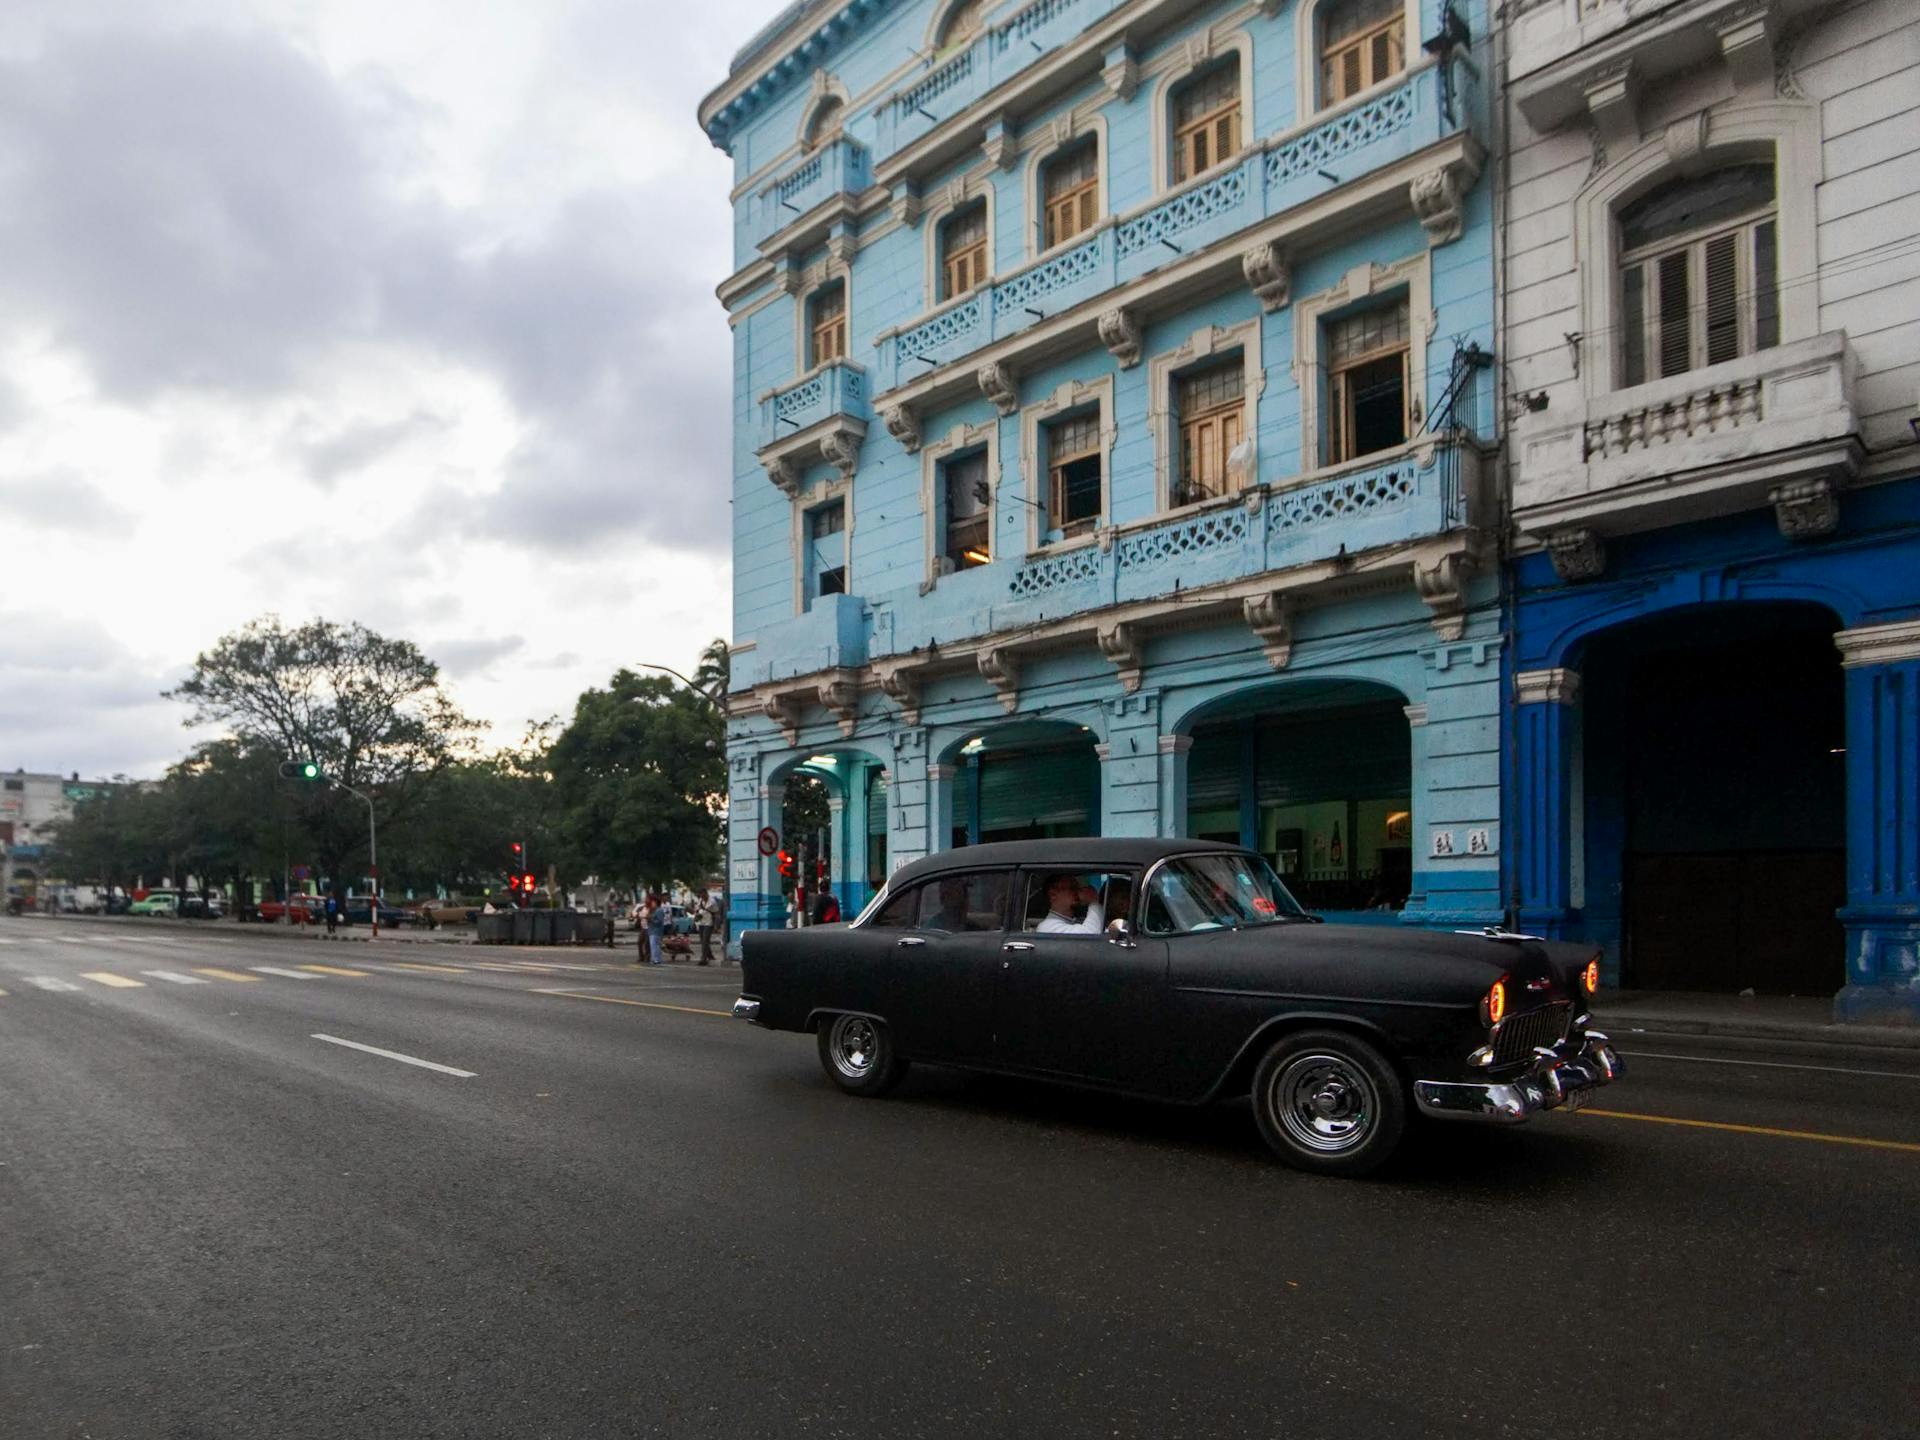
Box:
0;611;200;777
431;633;527;679
0;14;733;555
0;468;137;533
288;410;449;488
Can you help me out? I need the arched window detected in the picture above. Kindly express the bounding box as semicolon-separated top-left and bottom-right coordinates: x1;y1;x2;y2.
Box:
1617;162;1777;387
803;97;845;151
935;0;984;58
1041;140;1099;248
1170;63;1240;184
1319;0;1404;108
808;281;847;367
940;202;989;300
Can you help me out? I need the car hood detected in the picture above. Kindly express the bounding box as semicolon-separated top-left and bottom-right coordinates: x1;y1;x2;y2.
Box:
1227;920;1592;1005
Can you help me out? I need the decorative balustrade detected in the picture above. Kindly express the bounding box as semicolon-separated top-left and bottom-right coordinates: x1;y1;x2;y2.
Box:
1582;379;1762;459
757;361;870;450
1002;444;1463;605
875;62;1471;390
749;138;871;250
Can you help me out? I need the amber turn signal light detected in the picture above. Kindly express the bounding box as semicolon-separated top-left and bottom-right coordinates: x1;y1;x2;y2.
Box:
1582;957;1601;995
1482;978;1507;1028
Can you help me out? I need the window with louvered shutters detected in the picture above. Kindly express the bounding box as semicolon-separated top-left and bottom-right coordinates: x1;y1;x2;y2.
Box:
1171;64;1240;184
1320;0;1404;108
809;283;847;367
1616;163;1777;387
1042;141;1099;249
941;203;988;300
1176;362;1247;506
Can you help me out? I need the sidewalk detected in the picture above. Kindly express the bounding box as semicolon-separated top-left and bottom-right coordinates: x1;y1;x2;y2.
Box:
1595;990;1920;1050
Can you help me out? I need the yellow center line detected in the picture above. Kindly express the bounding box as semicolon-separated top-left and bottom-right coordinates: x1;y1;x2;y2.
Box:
297;964;370;977
193;967;261;983
1579;1107;1920;1155
0;987;10;997
387;961;470;974
531;988;731;1018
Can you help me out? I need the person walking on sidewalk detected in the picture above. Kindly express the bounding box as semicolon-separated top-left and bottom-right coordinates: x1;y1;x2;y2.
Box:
645;893;668;966
694;896;715;965
324;891;339;939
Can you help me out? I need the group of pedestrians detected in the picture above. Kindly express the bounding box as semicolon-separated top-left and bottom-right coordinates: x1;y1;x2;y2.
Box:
633;893;725;966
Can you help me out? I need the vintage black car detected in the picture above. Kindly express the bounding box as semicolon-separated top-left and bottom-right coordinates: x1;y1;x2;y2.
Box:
735;839;1622;1175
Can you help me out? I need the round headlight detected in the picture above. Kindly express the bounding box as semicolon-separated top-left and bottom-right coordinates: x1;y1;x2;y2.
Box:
1583;957;1600;995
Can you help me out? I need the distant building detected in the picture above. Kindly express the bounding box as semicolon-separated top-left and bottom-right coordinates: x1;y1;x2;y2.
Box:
0;769;120;888
703;0;1502;938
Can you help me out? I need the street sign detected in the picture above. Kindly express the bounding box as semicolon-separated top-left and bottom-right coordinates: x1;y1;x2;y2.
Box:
292;866;310;880
757;826;780;857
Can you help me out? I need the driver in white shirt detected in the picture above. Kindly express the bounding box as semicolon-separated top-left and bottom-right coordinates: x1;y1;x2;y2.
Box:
1036;873;1104;935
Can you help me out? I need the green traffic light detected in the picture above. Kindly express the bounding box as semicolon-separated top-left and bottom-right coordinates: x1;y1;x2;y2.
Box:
302;763;320;780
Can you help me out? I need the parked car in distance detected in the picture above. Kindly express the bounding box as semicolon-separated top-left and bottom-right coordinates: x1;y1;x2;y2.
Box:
130;890;180;916
415;900;481;927
342;896;407;927
735;838;1622;1177
179;894;226;920
104;894;132;916
256;897;323;924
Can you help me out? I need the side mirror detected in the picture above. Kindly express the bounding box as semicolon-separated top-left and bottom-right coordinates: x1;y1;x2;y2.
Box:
1108;918;1136;946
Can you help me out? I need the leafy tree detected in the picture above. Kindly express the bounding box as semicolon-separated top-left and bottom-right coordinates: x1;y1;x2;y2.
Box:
166;616;480;889
690;637;730;706
383;729;561;898
49;781;170;893
547;670;724;891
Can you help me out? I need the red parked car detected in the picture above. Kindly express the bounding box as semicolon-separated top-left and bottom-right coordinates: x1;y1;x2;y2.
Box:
256;897;323;924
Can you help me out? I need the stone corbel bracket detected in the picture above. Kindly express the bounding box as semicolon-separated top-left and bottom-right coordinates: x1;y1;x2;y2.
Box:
760;688;805;745
1413;547;1474;641
882;403;921;455
1097;621;1145;693
874;659;924;726
816;669;863;737
1410;155;1479;248
977;647;1020;713
981;114;1020;171
977;361;1018;417
1101;43;1138;101
763;455;800;498
1097;308;1142;368
819;422;863;480
1770;476;1839;539
1242;241;1291;311
1547;528;1606;582
1243;591;1296;668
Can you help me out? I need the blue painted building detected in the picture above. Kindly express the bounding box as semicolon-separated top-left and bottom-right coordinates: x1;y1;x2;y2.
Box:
701;0;1503;938
1500;0;1920;1021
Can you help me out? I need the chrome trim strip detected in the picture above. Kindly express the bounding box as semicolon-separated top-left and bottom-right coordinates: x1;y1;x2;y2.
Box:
731;997;762;1022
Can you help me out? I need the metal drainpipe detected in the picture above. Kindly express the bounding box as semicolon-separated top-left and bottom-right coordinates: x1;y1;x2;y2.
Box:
1491;0;1521;933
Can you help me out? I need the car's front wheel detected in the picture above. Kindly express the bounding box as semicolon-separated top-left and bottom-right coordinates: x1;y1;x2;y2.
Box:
1251;1029;1407;1177
816;1013;909;1097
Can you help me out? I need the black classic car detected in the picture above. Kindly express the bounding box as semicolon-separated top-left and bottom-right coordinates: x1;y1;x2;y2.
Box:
734;839;1622;1176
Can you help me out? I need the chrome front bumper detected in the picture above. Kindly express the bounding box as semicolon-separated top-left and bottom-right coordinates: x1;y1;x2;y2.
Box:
1415;1031;1623;1124
731;996;761;1023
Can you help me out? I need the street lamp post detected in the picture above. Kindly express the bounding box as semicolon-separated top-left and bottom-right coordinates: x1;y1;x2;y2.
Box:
328;779;379;939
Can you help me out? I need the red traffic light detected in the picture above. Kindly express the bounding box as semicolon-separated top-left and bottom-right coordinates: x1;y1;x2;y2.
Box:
512;842;522;854
778;849;794;878
522;873;535;891
508;875;522;892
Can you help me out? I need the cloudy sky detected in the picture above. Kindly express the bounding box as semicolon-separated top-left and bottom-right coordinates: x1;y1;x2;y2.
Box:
0;0;775;777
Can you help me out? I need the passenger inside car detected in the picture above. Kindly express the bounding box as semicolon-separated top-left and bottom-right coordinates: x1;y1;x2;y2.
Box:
1022;871;1134;936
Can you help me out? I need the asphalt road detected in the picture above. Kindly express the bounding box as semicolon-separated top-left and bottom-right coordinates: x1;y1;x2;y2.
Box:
2;917;1915;1440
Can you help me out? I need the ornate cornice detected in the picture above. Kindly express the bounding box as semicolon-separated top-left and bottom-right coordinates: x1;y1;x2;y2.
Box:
1834;621;1920;670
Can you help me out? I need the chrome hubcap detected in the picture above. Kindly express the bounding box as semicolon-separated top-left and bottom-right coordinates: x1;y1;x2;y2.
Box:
1273;1053;1378;1153
830;1015;878;1079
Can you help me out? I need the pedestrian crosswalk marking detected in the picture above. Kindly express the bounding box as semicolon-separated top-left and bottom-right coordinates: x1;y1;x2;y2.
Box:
26;976;81;991
249;965;318;980
385;961;468;974
81;972;145;988
141;971;210;985
192;967;260;983
297;964;369;977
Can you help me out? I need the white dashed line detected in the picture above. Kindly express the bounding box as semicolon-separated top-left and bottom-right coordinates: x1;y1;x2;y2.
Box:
249;965;319;980
25;977;81;992
309;1034;476;1078
141;970;211;985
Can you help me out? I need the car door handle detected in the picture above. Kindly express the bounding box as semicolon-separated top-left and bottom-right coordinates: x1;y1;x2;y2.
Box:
1003;941;1035;953
896;937;926;948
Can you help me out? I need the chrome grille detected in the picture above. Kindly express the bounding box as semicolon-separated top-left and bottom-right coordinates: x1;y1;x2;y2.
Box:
1492;1002;1571;1065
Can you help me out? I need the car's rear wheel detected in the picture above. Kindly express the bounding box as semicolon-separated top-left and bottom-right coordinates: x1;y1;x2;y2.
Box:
816;1013;909;1097
1251;1029;1406;1177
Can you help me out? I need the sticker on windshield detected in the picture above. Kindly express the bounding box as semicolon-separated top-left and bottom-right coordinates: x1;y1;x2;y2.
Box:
1251;897;1277;915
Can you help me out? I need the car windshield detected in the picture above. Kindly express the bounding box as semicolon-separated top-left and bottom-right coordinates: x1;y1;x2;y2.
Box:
1145;853;1309;934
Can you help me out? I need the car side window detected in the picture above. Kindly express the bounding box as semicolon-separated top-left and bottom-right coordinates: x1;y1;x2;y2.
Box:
865;885;923;930
915;870;1012;934
1019;869;1136;937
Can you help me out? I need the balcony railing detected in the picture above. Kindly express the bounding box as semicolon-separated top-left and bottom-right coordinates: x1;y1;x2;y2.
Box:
1002;440;1472;609
757;361;870;451
873;0;1123;158
748;138;871;251
873;62;1469;391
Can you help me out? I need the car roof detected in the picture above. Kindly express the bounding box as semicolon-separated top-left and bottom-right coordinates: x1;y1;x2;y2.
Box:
886;837;1250;888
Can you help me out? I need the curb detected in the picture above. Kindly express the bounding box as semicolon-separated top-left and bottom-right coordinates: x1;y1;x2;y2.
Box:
1596;1011;1920;1052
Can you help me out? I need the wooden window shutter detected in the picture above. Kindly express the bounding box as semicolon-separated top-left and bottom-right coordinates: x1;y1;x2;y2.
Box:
1703;232;1740;366
1656;252;1691;379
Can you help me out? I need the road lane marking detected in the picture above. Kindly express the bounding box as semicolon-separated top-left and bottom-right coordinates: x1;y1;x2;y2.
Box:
80;972;144;988
309;1034;476;1078
141;971;210;985
532;988;731;1018
249;965;318;980
26;977;81;991
466;961;560;974
193;967;261;983
383;961;470;974
1579;1108;1920;1155
1619;1050;1920;1081
59;937;92;945
297;964;370;977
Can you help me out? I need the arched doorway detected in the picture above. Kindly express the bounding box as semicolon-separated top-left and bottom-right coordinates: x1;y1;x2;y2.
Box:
944;720;1100;847
1580;603;1844;994
1183;680;1412;918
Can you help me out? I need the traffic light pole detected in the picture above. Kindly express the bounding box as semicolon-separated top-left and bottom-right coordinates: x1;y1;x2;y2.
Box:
328;779;379;939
